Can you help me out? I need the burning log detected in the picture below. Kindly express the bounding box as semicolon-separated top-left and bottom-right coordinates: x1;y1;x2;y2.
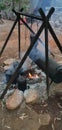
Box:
35;58;62;83
29;35;62;83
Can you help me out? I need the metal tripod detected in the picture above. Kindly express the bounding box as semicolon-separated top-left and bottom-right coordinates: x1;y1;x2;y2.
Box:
0;7;62;99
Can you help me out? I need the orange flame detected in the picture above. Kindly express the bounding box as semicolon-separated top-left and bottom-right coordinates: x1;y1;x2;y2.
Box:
28;73;39;79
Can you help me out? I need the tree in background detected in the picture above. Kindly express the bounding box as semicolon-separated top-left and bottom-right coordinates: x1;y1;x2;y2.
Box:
0;0;30;12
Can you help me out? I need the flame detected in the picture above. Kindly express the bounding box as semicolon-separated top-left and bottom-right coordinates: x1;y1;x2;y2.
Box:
28;73;39;79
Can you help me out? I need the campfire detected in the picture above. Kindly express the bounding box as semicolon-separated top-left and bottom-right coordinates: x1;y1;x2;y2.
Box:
3;57;43;93
4;59;47;110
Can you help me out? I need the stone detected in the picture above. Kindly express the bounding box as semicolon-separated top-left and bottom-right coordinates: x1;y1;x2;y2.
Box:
6;89;24;110
50;83;62;97
4;58;16;66
54;83;62;96
4;66;10;71
24;88;39;103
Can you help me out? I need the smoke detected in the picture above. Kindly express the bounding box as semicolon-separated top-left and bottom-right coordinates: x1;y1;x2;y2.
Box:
30;0;62;15
29;39;46;62
30;0;52;15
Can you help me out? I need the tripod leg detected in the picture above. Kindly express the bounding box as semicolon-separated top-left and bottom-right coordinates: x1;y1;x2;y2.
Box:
0;18;18;57
48;23;62;53
0;22;45;99
18;15;21;58
45;21;49;96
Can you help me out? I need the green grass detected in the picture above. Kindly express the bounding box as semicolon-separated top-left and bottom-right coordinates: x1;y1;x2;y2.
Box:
0;4;6;10
0;0;30;12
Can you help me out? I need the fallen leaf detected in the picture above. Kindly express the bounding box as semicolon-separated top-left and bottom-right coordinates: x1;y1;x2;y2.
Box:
57;103;62;109
54;117;61;124
56;117;61;121
54;117;56;124
19;113;28;120
2;118;4;126
4;125;11;129
52;123;55;130
38;118;41;124
43;103;48;107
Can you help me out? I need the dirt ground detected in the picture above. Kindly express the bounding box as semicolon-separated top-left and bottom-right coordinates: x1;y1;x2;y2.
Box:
0;20;62;130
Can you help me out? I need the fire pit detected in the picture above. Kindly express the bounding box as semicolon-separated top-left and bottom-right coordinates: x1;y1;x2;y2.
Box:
17;66;43;91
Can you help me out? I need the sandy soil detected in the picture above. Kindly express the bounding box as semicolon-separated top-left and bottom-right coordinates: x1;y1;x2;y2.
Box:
0;20;62;130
